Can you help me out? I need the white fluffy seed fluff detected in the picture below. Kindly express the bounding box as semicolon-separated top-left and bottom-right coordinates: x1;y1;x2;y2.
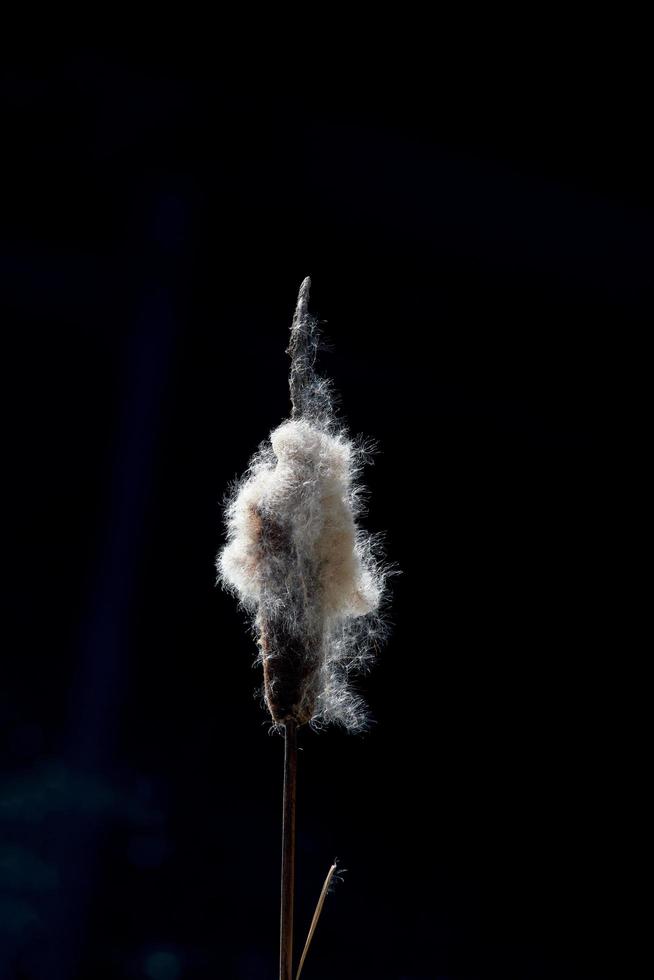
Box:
217;277;389;731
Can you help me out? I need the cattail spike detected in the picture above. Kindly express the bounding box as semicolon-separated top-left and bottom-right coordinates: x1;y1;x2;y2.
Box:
217;278;390;732
294;275;311;318
288;276;333;427
288;276;313;418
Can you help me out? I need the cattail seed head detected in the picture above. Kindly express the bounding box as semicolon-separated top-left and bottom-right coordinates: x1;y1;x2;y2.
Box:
217;278;390;730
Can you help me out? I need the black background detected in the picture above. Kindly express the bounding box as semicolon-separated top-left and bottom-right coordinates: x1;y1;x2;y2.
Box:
0;37;648;980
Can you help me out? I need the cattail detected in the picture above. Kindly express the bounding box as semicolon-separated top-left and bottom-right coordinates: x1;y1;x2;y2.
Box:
218;276;389;732
216;278;390;978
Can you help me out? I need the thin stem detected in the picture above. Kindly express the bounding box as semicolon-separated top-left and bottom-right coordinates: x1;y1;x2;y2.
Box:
280;719;298;980
295;861;338;980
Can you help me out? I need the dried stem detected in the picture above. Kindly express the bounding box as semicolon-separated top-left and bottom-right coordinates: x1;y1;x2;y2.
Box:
295;861;338;980
280;719;298;980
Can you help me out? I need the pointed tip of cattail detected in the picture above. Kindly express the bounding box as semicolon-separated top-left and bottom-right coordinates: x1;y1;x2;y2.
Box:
288;276;320;420
295;276;311;318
